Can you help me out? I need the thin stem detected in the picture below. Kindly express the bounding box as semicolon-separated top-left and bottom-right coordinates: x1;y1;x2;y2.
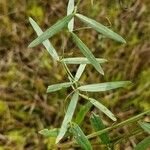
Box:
62;61;74;81
87;109;150;139
76;0;82;8
57;109;150;148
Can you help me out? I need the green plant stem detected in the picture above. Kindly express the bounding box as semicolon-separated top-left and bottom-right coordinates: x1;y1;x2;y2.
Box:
113;128;143;145
62;61;74;81
87;109;150;139
57;109;150;148
76;0;82;7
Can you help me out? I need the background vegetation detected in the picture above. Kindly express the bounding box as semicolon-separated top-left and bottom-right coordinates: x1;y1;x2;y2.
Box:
0;0;149;149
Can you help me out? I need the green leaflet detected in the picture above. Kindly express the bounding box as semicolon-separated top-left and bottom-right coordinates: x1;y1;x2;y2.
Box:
80;94;117;121
70;122;93;150
75;64;86;81
75;102;92;125
62;57;107;64
39;128;59;137
139;122;150;134
90;113;110;144
47;82;73;93
29;14;74;48
75;13;126;43
134;136;150;150
78;81;131;92
71;32;104;75
56;91;79;144
67;0;74;31
29;17;59;60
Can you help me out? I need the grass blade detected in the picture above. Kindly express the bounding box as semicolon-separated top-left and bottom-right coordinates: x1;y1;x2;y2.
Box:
90;113;110;144
56;91;79;143
71;32;104;75
75;64;86;81
134;136;150;150
75;13;126;43
62;57;107;64
80;94;117;121
29;14;74;48
139;122;150;134
67;0;74;31
70;122;93;150
29;17;59;60
75;102;92;125
39;128;59;137
47;82;73;93
78;81;131;92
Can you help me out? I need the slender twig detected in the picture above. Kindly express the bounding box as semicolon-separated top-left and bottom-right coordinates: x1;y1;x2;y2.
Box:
76;0;82;7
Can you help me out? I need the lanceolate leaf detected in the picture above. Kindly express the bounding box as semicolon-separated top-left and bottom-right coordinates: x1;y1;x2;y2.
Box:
29;17;59;60
75;64;86;81
134;136;150;150
80;94;117;121
47;82;73;93
70;122;93;150
75;102;92;125
90;113;110;144
62;57;107;64
29;14;74;48
75;13;126;43
39;128;59;137
78;81;131;92
67;0;74;31
71;32;104;75
139;122;150;134
56;92;79;144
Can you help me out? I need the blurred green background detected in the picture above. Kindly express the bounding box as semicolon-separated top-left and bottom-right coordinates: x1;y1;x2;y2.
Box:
0;0;150;149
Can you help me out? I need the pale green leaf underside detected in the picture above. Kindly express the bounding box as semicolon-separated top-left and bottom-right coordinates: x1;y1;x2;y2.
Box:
71;32;104;75
75;64;86;81
75;13;126;43
78;81;131;92
70;122;93;150
29;17;59;60
88;97;116;121
47;82;73;93
134;136;150;150
62;57;107;64
39;128;59;137
139;122;150;134
29;14;74;48
67;0;74;31
56;91;79;144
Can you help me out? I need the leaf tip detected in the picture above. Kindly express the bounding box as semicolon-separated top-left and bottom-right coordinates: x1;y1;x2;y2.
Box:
55;137;61;144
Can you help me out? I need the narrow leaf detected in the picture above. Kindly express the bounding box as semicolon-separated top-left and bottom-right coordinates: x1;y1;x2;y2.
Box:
62;57;107;64
75;13;126;43
67;0;74;31
29;17;59;60
75;64;86;81
139;122;150;134
39;128;59;137
134;136;150;150
90;113;110;144
80;94;117;121
78;81;131;92
29;14;74;48
47;82;73;93
71;33;104;75
56;91;79;143
70;122;93;150
75;102;92;125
